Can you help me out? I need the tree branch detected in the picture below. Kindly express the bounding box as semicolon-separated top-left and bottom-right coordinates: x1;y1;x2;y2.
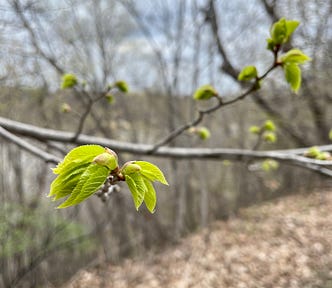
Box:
1;117;332;178
0;125;60;164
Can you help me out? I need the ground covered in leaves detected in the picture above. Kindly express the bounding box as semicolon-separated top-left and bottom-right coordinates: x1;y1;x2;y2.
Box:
63;191;332;288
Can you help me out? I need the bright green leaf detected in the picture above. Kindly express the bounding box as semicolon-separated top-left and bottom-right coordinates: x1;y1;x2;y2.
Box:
270;18;299;45
53;145;105;174
193;85;218;100
270;18;287;45
57;164;109;208
285;20;300;38
249;125;261;134
280;49;311;65
264;120;276;132
263;132;277;143
61;73;78;89
284;63;301;93
142;178;157;213
49;162;90;200
135;161;168;185
197;127;211;140
238;66;257;81
114;80;129;93
125;173;147;210
266;38;275;51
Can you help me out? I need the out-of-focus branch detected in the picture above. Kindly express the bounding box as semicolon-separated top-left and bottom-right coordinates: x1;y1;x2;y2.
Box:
204;0;239;80
0;125;60;164
1;117;332;178
11;0;64;74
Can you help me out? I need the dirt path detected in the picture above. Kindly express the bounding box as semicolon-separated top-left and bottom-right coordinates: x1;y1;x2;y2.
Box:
63;191;332;288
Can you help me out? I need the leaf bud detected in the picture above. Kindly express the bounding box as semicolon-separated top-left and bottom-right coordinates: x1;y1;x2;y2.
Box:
93;149;118;171
121;161;142;175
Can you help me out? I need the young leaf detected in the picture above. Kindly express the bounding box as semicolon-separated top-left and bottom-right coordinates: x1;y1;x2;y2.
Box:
114;80;129;93
53;145;105;174
92;151;118;171
142;177;157;213
285;20;300;39
57;164;109;208
270;18;299;45
238;66;257;81
135;161;168;185
249;125;261;135
49;162;90;200
264;120;276;132
263;132;277;143
193;85;218;100
197;127;211;140
125;173;146;210
61;73;78;89
284;63;301;93
280;49;311;65
270;18;287;45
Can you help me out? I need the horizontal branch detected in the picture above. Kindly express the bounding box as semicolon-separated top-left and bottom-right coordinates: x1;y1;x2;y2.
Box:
1;117;332;170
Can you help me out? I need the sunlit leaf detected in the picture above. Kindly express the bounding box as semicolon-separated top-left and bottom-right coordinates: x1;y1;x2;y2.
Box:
142;177;157;213
284;63;301;93
125;173;146;210
238;66;257;81
57;164;109;208
53;145;105;174
281;49;311;65
193;85;218;100
135;161;168;185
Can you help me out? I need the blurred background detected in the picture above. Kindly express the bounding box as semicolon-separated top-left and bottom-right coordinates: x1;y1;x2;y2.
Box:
0;0;331;287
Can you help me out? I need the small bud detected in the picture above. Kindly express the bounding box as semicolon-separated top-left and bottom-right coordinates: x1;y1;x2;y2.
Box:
264;120;276;132
316;152;331;161
93;149;118;171
304;146;320;158
263;132;277;143
121;161;141;175
197;127;211;140
262;159;279;172
105;94;115;104
61;73;78;89
193;85;218;101
249;125;261;135
114;80;129;93
61;102;72;113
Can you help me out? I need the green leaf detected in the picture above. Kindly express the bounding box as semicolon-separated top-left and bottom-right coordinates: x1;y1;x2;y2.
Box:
238;66;257;81
285;20;300;38
266;38;275;51
284;63;301;93
270;18;287;45
135;161;168;185
53;145;105;174
264;120;276;132
142;178;157;213
193;85;218;100
280;49;311;65
249;125;261;134
197;127;211;140
49;162;90;200
114;80;129;93
57;164;109;208
263;132;277;143
61;73;78;89
125;173;147;210
105;94;115;104
270;18;299;45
